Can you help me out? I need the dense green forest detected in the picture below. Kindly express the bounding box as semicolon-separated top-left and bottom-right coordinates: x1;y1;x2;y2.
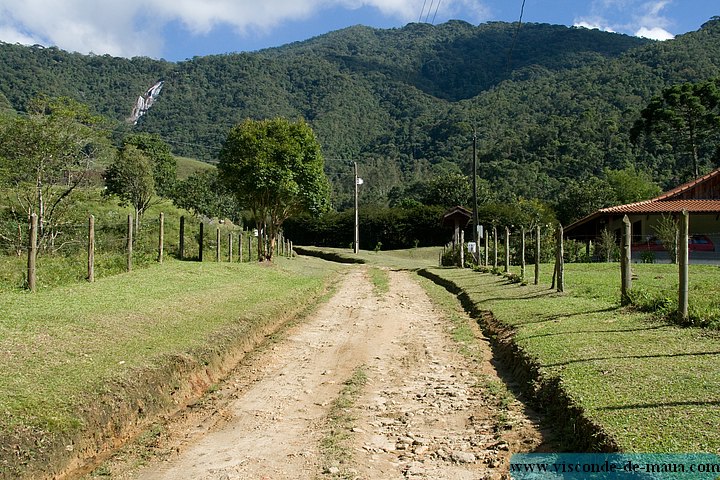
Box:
1;18;720;227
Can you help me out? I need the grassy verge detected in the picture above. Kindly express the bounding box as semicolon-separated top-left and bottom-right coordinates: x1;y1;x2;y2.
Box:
320;366;368;479
295;245;440;270
0;256;338;478
422;264;720;452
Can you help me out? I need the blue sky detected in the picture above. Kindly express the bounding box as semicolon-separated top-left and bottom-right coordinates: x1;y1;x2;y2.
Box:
0;0;716;61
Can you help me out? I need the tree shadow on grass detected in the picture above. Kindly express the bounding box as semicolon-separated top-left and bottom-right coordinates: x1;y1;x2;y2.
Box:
521;323;671;340
598;400;720;411
544;350;720;367
510;306;620;326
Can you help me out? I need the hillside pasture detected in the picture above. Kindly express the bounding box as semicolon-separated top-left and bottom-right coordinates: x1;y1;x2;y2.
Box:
175;156;216;180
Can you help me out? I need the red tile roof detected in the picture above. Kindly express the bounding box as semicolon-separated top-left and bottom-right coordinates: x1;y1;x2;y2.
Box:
565;168;720;234
652;168;720;201
600;199;720;214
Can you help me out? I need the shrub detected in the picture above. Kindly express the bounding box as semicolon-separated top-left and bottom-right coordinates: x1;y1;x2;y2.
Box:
626;288;674;314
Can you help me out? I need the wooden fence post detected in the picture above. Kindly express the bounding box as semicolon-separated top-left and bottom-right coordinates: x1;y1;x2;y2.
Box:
158;212;164;264
198;222;204;262
504;226;510;273
239;233;243;262
27;213;37;292
127;214;133;272
534;225;540;285
228;233;233;262
556;224;564;292
621;215;632;305
484;226;489;267
493;226;498;269
521;226;526;280
179;215;185;260
460;229;465;268
248;235;252;262
216;227;221;262
678;210;689;321
88;215;95;282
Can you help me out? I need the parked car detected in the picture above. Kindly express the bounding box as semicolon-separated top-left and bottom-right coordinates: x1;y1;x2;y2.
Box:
633;235;714;252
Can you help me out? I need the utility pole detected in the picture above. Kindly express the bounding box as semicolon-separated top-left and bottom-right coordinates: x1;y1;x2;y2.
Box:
354;162;361;254
472;128;479;263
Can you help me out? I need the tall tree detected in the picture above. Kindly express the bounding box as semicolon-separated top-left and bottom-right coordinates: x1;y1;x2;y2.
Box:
218;118;330;261
604;166;662;204
631;79;720;179
0;96;110;249
172;170;241;221
122;133;177;197
104;145;156;229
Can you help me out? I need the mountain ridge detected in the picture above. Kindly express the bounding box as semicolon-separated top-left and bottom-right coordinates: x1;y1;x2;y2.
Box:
1;18;719;208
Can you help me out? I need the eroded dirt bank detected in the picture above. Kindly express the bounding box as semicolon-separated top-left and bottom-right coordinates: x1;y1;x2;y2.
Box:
94;267;547;479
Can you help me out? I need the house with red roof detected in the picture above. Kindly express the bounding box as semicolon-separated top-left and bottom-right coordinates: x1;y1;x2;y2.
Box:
565;168;720;257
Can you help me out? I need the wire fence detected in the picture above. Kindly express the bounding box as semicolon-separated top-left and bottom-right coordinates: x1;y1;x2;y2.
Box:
0;212;294;292
446;216;720;326
445;226;720;268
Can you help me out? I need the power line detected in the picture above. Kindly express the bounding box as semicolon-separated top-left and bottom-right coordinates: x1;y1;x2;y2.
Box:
506;0;527;71
431;0;442;25
424;0;435;23
419;0;429;22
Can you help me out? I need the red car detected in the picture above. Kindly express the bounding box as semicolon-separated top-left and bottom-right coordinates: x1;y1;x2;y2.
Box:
633;235;714;252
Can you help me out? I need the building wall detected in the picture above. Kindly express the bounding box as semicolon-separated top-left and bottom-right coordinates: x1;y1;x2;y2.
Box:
606;213;720;251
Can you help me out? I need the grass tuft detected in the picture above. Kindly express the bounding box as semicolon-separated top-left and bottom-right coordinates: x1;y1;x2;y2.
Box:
367;267;390;296
320;366;368;479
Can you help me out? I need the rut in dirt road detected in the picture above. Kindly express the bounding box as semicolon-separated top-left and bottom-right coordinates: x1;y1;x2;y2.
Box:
128;266;545;480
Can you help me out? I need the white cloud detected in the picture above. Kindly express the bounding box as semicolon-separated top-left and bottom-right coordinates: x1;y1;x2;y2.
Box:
573;19;616;33
635;26;674;40
573;0;676;41
0;25;42;46
0;0;161;57
0;0;489;58
633;1;675;40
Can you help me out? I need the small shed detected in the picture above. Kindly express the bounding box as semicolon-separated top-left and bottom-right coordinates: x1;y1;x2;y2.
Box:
442;206;472;246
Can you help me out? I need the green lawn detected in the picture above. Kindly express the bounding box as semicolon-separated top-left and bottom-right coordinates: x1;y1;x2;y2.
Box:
295;245;441;270
426;263;720;452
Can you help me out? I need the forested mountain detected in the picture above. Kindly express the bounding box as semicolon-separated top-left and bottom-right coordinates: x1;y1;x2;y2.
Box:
1;18;719;213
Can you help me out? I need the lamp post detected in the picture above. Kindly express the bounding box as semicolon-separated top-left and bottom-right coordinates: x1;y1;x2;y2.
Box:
472;128;479;263
354;162;363;254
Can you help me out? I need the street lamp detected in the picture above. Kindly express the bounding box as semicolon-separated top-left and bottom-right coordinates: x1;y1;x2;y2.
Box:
354;162;363;254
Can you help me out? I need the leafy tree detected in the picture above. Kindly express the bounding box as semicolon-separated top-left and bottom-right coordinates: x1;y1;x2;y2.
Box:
604;166;662;204
554;177;617;226
104;144;156;229
218;118;331;261
172;170;241;221
390;172;471;208
631;79;720;179
122;133;177;197
0;96;111;249
597;228;619;263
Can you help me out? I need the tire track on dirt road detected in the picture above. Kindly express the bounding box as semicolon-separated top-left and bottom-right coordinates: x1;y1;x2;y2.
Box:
104;266;545;479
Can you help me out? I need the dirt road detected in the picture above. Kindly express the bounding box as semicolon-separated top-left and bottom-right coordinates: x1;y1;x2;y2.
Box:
104;266;545;479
